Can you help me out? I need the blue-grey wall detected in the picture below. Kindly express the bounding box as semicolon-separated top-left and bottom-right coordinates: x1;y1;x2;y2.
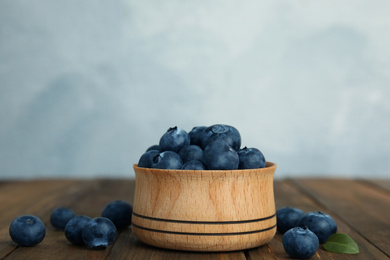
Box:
1;1;389;179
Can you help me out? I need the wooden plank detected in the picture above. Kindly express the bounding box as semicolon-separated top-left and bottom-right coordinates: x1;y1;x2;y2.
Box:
0;180;88;259
247;180;331;260
0;180;80;225
106;179;248;260
245;179;389;260
2;180;101;260
292;178;390;258
2;179;389;259
361;179;390;193
108;230;247;260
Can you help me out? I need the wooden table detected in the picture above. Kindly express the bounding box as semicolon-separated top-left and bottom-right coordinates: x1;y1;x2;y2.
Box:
0;178;389;259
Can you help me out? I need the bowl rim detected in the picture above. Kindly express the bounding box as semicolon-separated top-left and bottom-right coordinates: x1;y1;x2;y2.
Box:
133;161;276;173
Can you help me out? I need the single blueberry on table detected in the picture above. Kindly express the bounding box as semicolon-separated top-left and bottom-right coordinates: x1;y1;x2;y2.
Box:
237;147;266;169
138;150;160;168
9;215;46;247
200;124;241;151
178;145;204;163
81;217;117;249
283;226;319;259
64;215;92;246
276;206;305;234
188;126;207;146
50;207;75;230
146;144;161;152
159;126;190;153
182;160;206;170
203;139;239;170
299;211;337;244
102;200;133;229
151;151;183;169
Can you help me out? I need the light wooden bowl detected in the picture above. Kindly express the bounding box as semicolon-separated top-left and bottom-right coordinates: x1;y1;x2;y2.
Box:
132;162;277;252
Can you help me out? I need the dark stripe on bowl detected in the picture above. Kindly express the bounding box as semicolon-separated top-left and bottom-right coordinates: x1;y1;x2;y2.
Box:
132;223;277;236
132;211;275;225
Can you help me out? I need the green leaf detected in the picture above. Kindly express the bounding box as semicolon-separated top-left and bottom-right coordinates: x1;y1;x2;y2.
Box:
324;233;359;254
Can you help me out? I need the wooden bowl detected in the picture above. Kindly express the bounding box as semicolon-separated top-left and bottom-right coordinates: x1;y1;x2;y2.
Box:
132;162;277;252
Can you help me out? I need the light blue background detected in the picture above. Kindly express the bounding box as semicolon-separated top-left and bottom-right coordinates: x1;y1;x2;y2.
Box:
1;0;389;179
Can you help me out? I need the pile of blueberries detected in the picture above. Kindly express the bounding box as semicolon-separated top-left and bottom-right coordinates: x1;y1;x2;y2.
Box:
138;124;267;170
9;200;133;249
276;207;338;259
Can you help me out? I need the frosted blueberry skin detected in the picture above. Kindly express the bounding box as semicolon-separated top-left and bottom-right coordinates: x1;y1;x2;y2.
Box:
151;151;183;169
283;226;319;259
276;207;305;234
64;215;92;246
188;126;207;146
138;150;160;168
50;207;75;230
203;139;239;170
9;215;46;247
102;200;133;229
299;211;337;244
178;145;204;164
200;124;241;151
182;160;206;170
146;145;161;152
237;147;266;169
159;127;190;153
81;217;117;249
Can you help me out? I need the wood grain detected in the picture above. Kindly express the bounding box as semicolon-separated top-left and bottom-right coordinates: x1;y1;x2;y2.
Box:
0;178;389;259
292;178;390;258
132;163;277;251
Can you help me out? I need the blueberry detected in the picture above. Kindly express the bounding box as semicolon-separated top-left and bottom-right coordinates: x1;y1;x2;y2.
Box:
102;200;133;229
64;215;92;246
182;160;206;170
203;139;239;170
138;150;160;168
81;217;117;249
159;126;190;153
188;126;207;146
9;215;46;247
237;147;266;169
299;211;337;243
151;151;183;169
283;226;319;259
200;124;241;151
178;145;204;163
276;206;305;234
146;144;161;152
50;207;75;230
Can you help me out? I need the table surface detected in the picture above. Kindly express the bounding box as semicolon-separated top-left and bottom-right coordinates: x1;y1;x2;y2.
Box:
0;178;389;260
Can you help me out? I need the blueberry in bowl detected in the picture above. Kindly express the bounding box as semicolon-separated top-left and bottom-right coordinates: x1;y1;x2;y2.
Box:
203;139;239;170
178;145;204;164
188;126;207;146
159;126;190;153
151;151;183;169
238;147;266;169
181;160;206;170
138;150;160;168
200;124;241;151
132;124;277;251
